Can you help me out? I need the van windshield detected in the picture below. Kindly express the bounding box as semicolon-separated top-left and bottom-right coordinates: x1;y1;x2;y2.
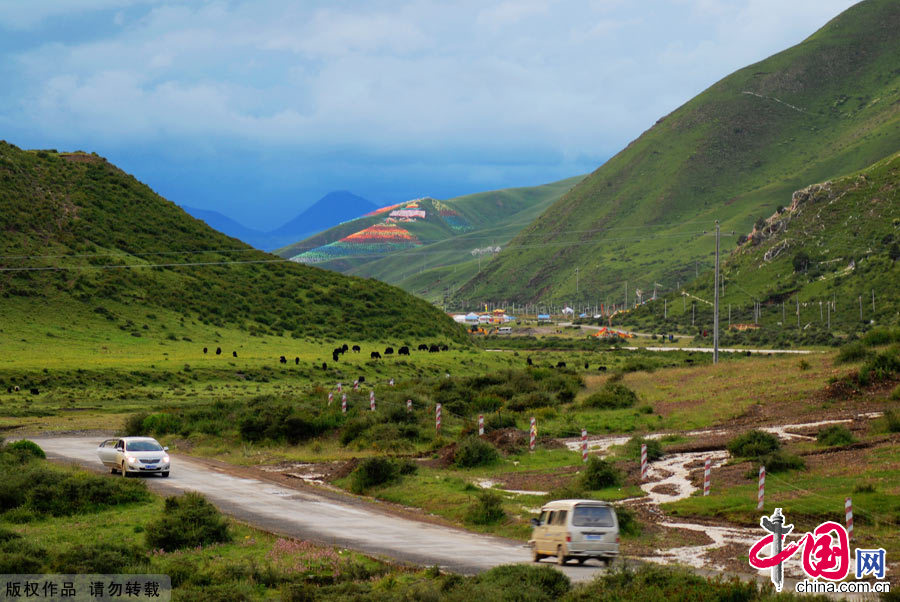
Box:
572;505;614;527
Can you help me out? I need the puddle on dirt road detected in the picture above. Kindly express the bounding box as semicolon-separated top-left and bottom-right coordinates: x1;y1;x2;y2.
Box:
476;479;548;496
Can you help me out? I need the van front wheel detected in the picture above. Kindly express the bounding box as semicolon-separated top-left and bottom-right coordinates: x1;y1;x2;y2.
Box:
556;547;567;565
531;548;543;563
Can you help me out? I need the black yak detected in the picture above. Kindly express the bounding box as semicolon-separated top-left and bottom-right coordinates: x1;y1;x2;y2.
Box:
384;347;394;355
322;362;328;370
429;344;439;353
203;347;208;354
440;344;449;351
371;351;382;359
556;361;567;368
358;376;366;383
418;344;428;351
216;347;222;355
398;346;410;356
526;357;533;366
342;344;349;352
30;388;39;395
352;345;361;353
233;351;237;358
597;366;607;372
295;357;300;365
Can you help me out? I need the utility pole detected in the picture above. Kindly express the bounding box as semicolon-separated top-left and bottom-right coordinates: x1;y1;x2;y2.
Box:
859;295;863;320
796;297;800;329
664;299;667;319
625;281;628;311
713;220;720;364
575;267;579;296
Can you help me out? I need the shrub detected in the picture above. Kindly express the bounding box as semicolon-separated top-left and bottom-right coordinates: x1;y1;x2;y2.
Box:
145;492;231;551
884;409;900;433
16;465;148;517
123;412;149;436
581;457;621;490
727;430;780;459
615;505;641;537
583;383;637;410
4;440;45;461
624;437;662;461
51;542;146;574
349;457;400;493
756;451;805;474
817;425;854;446
858;347;900;385
485;413;517;431
580;564;763;600
474;564;570;600
835;342;871;364
465;490;505;525
861;328;900;347
454;437;500;468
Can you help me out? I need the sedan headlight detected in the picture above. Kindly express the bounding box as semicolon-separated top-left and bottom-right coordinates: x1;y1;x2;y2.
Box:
127;456;138;464
162;455;170;464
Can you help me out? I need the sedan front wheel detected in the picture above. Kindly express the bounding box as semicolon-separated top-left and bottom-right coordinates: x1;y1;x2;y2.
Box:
121;462;129;477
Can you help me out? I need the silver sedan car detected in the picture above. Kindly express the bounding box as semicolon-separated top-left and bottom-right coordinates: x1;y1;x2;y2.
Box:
97;436;170;477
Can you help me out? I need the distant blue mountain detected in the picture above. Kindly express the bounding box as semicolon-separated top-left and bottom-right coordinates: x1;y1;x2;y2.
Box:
181;191;378;251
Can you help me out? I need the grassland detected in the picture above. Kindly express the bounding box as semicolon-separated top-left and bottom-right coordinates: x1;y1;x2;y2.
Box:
0;142;466;344
456;0;900;306
621;152;900;341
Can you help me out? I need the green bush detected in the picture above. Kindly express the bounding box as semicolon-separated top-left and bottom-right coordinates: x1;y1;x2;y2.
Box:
145;492;231;552
727;430;780;459
582;383;637;409
577;564;764;601
474;564;570;600
349;457;401;493
4;440;45;460
465;490;506;525
51;542;146;574
857;347;900;385
884;409;900;433
817;425;854;446
624;437;662;461
861;328;900;346
615;505;641;537
486;413;517;431
835;342;871;364
581;457;621;490
123;412;149;436
756;451;805;474
454;437;500;468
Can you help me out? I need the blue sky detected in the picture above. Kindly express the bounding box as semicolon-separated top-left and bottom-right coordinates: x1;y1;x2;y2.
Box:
0;0;856;230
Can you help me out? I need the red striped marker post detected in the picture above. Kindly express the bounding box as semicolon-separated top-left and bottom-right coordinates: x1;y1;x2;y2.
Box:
640;444;648;480
389;378;394;386
845;497;853;538
581;429;588;463
757;466;766;510
436;404;442;433
341;394;347;413
478;415;484;436
407;399;412;412
369;390;375;411
327;392;333;405
337;382;342;393
353;380;359;391
529;417;536;451
703;458;711;496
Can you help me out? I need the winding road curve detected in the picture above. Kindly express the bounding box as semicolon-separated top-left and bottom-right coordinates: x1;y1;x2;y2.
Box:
34;436;608;582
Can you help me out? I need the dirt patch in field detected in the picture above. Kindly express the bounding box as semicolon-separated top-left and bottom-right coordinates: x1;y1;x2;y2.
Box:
650;483;680;496
485;428;527;453
490;467;582;492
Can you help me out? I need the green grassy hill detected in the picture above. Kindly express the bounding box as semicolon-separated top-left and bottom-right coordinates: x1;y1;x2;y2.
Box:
623;151;900;342
454;0;900;306
275;176;584;301
0;142;467;344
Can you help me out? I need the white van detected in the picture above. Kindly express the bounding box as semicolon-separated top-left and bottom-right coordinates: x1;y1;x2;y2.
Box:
529;499;619;565
498;326;512;334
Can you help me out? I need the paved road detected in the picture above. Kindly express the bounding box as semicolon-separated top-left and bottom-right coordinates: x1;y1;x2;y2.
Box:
35;436;608;582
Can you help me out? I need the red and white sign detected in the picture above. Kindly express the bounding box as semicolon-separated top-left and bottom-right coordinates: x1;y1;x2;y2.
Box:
369;390;375;411
407;399;412;412
436;404;442;432
845;497;853;538
337;382;342;393
327;392;333;405
341;394;347;413
529;417;536;451
478;415;484;436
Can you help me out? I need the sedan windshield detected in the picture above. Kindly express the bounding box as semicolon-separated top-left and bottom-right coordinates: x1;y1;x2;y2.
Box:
126;440;163;452
572;505;614;527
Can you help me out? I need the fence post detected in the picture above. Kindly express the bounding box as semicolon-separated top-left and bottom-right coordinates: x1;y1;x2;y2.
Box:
436;404;441;433
407;399;412;412
478;414;484;436
530;417;536;451
704;458;711;496
369;390;375;411
341;394;347;413
641;444;648;480
758;466;766;510
845;497;853;539
582;429;588;463
327;392;333;405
